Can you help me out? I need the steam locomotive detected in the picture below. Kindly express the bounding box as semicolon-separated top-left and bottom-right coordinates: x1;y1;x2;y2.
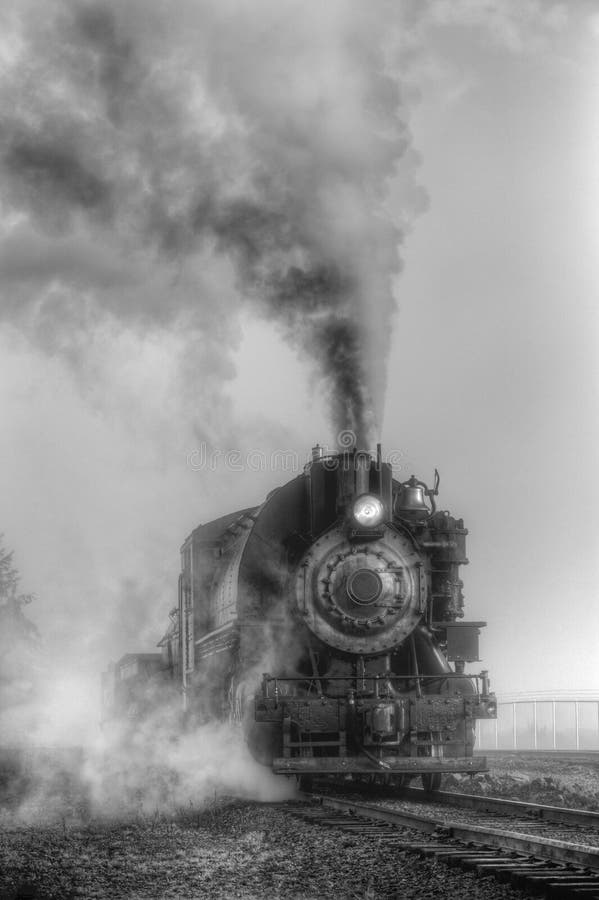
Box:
103;445;496;791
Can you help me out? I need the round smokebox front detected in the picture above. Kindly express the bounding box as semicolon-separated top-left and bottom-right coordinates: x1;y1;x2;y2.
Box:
294;526;426;655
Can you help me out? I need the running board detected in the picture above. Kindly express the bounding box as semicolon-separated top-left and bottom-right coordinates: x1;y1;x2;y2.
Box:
273;756;488;775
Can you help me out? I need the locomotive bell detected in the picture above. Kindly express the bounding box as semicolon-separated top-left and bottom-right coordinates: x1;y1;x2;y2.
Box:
396;477;429;515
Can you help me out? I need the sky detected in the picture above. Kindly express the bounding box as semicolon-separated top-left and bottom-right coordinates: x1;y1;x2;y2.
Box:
0;0;598;737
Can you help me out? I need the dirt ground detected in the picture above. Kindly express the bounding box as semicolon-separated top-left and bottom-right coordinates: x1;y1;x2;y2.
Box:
444;752;599;809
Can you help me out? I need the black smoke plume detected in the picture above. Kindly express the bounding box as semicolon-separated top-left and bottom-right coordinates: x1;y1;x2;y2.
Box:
0;0;424;446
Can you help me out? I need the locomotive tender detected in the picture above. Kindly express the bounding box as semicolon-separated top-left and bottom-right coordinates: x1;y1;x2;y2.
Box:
104;445;496;790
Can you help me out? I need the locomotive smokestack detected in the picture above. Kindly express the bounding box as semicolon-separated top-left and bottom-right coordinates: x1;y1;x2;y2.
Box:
354;452;370;495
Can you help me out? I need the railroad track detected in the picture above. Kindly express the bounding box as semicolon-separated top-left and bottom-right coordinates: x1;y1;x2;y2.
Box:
286;792;599;898
306;778;599;831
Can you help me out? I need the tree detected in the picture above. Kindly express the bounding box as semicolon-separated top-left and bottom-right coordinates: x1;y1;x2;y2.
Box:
0;537;19;596
0;535;39;709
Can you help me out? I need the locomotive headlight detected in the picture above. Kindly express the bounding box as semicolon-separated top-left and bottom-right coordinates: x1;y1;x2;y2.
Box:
352;494;385;528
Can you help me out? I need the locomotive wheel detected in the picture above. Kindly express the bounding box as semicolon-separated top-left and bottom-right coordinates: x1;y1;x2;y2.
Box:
392;775;412;789
421;772;442;793
297;774;314;792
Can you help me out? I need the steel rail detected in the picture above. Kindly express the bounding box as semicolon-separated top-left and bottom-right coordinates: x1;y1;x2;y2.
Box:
400;787;599;829
315;795;599;872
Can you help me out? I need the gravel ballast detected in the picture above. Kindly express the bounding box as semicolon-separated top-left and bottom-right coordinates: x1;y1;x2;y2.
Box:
0;799;529;900
2;750;597;899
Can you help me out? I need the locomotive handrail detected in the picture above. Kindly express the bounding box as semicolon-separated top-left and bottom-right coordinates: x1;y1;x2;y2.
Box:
260;672;495;702
261;673;491;682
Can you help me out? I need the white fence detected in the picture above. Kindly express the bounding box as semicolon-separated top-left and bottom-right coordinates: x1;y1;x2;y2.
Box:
475;692;599;751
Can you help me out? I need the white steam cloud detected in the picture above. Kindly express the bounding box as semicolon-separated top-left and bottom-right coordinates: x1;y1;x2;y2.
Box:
0;0;426;817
